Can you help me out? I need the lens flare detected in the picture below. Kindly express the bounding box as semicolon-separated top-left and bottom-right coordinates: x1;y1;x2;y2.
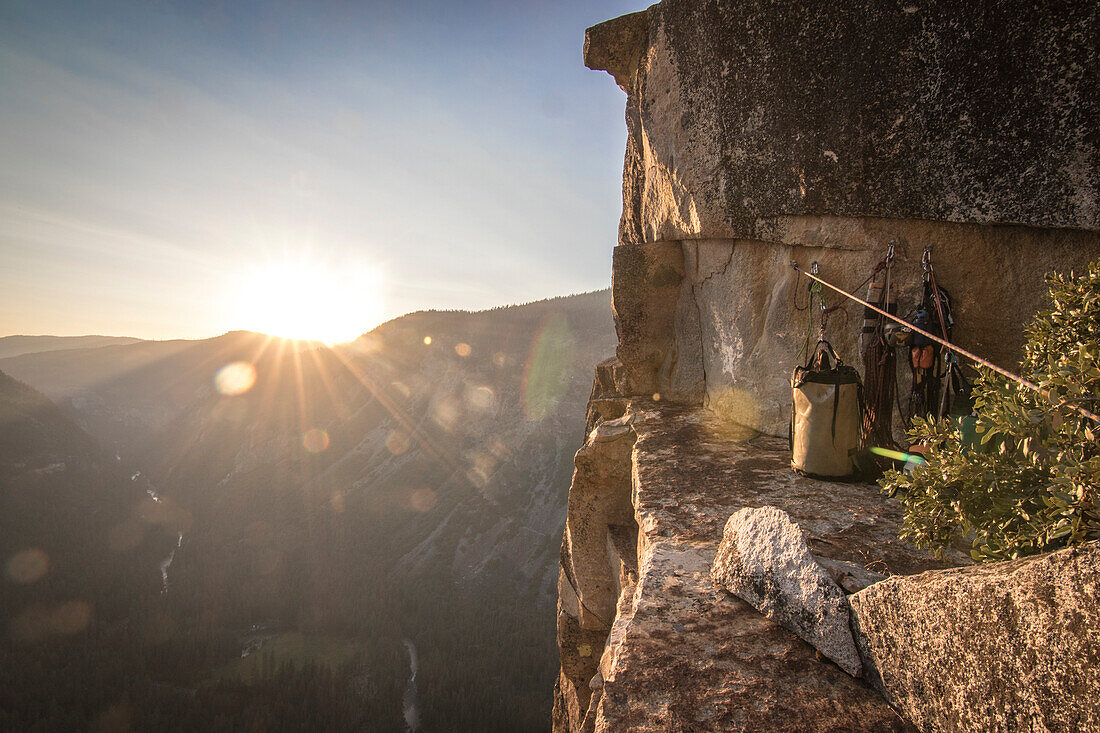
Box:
303;428;330;453
708;388;761;442
432;396;461;432
386;429;412;455
5;548;49;584
467;385;494;412
215;362;257;396
9;601;93;644
522;315;576;421
51;601;92;634
409;487;437;512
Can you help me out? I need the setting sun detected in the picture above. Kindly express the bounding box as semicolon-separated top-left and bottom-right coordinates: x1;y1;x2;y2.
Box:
231;259;383;344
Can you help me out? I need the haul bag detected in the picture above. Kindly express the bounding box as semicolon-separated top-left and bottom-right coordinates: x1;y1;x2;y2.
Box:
790;341;863;479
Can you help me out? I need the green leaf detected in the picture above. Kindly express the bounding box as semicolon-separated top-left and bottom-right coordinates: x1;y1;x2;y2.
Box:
891;259;1100;563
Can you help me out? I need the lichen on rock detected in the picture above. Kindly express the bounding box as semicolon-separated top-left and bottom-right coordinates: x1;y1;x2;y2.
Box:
850;541;1100;733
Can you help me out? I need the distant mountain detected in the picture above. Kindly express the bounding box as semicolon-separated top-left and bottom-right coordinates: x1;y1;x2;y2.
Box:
0;334;142;360
0;368;99;465
0;332;322;453
122;293;614;605
3;291;616;730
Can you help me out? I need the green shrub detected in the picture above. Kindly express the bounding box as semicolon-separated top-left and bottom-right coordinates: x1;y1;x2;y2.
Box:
881;261;1100;562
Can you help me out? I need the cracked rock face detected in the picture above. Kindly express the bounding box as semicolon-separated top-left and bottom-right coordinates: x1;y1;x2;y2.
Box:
712;506;863;676
586;1;1099;241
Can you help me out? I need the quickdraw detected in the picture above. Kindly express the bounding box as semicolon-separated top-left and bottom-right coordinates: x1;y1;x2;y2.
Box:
906;247;974;422
795;261;848;364
907;247;949;419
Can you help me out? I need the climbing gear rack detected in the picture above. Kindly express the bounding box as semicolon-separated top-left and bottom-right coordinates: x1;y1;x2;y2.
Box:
789;260;1100;427
907;247;958;421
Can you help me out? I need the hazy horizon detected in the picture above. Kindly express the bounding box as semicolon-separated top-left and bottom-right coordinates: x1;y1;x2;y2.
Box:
0;286;611;343
1;0;643;341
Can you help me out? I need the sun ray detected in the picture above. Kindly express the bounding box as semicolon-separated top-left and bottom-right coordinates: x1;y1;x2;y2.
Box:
291;343;310;436
304;345;347;418
326;346;467;484
248;333;277;365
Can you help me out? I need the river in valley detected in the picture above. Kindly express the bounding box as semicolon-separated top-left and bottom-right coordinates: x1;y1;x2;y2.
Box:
144;486;184;594
402;638;420;731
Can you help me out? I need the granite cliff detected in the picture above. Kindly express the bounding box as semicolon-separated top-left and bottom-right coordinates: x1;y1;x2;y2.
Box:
554;2;1099;731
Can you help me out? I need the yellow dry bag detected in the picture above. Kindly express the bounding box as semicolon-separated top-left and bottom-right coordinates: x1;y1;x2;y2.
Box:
790;340;863;479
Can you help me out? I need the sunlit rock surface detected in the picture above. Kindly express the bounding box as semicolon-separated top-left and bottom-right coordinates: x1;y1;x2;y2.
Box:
850;541;1100;733
587;2;1098;243
712;506;862;677
554;401;948;732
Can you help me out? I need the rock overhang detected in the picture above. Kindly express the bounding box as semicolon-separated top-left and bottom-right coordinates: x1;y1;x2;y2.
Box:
588;0;1099;239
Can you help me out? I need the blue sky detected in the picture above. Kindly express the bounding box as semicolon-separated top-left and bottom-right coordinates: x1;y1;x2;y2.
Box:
0;0;645;339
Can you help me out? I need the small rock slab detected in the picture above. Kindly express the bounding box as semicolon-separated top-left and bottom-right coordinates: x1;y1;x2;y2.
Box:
712;506;862;676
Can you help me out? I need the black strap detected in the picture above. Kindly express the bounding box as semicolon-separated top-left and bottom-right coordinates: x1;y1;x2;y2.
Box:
831;382;841;442
810;339;840;370
788;403;794;451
